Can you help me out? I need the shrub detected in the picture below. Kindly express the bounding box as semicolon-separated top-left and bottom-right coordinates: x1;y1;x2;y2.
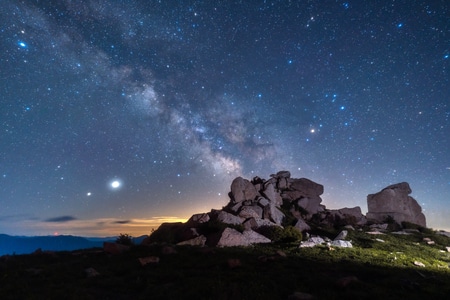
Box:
384;215;396;224
401;221;420;230
256;225;285;242
419;227;434;235
382;215;401;231
281;226;303;243
116;233;133;246
401;221;435;234
256;225;303;243
279;200;298;227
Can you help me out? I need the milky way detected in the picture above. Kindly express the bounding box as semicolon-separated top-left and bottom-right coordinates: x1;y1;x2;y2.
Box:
0;1;448;236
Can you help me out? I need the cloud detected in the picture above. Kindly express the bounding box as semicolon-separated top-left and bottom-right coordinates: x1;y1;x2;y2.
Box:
114;220;132;224
0;216;189;237
45;215;77;223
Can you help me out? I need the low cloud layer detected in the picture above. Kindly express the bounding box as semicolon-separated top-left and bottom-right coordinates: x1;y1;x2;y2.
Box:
45;215;77;223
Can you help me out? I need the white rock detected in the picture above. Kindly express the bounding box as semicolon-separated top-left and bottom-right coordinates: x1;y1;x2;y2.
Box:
331;240;353;248
299;236;325;248
334;230;348;241
414;261;425;267
369;223;389;230
366;231;385;235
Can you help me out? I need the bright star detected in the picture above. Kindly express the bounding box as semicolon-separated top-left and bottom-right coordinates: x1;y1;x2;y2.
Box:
109;179;122;190
111;180;121;188
18;41;28;48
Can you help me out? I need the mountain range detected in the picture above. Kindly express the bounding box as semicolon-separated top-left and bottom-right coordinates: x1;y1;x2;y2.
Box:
0;234;148;255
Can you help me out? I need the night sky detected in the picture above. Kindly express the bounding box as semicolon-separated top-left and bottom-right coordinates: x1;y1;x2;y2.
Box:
1;1;449;237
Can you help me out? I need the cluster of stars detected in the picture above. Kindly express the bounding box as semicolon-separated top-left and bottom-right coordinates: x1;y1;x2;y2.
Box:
0;1;448;237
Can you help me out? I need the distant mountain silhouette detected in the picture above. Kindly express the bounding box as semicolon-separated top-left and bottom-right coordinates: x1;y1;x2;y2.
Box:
0;234;107;255
0;234;149;255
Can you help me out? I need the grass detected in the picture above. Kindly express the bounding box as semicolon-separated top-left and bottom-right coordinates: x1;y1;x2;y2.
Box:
1;229;450;299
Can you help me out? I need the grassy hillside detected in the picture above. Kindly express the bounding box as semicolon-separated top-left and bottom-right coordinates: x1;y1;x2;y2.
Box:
1;228;450;299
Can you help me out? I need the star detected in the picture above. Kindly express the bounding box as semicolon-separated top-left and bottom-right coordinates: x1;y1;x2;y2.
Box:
110;180;122;189
17;41;28;49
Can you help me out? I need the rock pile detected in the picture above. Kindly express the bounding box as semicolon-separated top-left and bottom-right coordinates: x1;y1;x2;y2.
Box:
145;171;427;247
226;171;324;228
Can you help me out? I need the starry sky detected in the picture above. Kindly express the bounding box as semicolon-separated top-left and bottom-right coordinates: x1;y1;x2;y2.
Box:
1;1;449;237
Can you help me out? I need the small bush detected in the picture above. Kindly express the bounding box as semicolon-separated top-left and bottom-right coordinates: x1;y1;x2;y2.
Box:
256;225;302;243
279;200;298;227
419;227;434;235
384;215;401;231
116;233;133;246
401;221;420;230
257;225;285;242
281;226;303;243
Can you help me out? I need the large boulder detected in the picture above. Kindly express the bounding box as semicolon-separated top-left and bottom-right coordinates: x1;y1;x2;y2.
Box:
326;207;367;226
238;205;263;219
243;217;280;230
297;196;323;216
177;235;207;246
366;182;426;227
187;213;210;225
263;203;285;225
289;178;324;197
215;210;244;225
230;177;258;204
261;183;282;206
216;228;271;247
271;170;291;190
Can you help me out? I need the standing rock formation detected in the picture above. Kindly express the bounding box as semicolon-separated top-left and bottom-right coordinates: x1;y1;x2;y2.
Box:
366;182;426;227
